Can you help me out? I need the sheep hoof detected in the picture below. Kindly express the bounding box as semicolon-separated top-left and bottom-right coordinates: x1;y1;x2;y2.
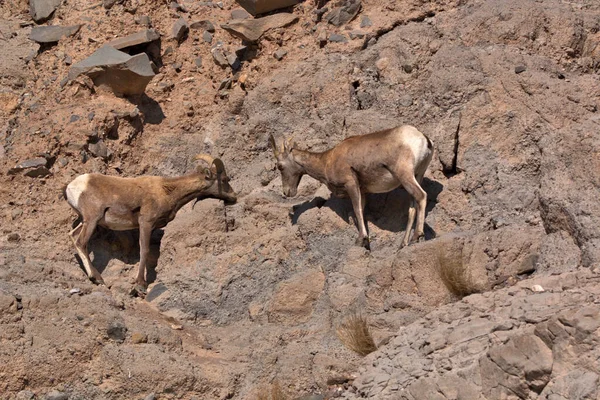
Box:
356;236;371;251
411;233;425;244
90;275;105;286
130;284;147;298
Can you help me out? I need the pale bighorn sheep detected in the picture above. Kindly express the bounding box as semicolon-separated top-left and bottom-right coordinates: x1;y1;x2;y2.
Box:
64;155;237;292
270;125;433;250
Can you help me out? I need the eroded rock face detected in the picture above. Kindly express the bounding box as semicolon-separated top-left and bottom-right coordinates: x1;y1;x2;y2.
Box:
342;270;600;399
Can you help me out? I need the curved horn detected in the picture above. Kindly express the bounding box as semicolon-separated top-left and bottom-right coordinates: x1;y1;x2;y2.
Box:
195;154;215;167
212;158;225;174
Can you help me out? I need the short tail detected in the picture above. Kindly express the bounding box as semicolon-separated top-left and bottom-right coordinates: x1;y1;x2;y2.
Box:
424;133;434;150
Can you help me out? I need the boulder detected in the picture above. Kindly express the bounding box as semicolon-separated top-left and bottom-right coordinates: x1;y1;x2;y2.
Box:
325;0;361;27
106;29;160;51
8;157;47;175
234;0;301;16
221;13;298;42
68;46;155;95
171;18;189;43
190;20;215;32
29;0;62;23
29;25;81;44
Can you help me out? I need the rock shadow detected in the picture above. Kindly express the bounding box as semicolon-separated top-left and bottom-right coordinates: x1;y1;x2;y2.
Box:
292;178;443;240
73;227;163;285
128;94;165;125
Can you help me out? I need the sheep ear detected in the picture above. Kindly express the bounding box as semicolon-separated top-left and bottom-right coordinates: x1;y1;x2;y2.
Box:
286;135;295;151
203;167;214;180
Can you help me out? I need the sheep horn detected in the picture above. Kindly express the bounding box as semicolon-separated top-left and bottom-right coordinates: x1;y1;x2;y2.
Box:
213;158;225;175
195;154;215;167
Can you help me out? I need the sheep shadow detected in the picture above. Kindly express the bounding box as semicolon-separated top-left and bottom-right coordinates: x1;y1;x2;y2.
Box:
72;224;163;285
291;178;443;240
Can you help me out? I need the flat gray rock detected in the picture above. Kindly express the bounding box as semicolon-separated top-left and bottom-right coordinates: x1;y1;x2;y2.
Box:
234;0;301;15
106;29;160;50
222;13;298;42
29;0;62;23
68;46;155;95
325;0;361;27
8;157;47;175
190;20;215;32
29;25;81;43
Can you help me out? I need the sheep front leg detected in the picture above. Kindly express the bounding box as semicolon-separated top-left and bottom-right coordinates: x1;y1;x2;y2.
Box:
346;180;370;250
135;222;152;294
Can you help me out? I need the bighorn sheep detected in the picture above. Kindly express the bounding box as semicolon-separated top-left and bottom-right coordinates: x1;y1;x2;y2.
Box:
270;125;433;250
64;155;237;292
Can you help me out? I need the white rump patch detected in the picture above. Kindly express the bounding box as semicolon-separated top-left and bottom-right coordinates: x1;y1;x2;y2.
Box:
66;174;90;210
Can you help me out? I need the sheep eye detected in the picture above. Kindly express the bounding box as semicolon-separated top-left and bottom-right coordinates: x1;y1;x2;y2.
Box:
277;164;283;171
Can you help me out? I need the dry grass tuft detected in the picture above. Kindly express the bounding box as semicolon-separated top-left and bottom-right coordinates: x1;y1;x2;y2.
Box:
436;248;480;298
336;311;377;356
256;381;287;400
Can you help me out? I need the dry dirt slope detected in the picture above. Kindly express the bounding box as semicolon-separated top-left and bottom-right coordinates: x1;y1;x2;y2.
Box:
1;0;600;399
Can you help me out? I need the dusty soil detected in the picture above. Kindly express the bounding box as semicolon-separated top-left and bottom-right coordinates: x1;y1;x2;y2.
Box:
1;0;599;399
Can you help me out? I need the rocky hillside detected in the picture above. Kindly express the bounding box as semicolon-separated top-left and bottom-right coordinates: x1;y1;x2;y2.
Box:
0;0;599;399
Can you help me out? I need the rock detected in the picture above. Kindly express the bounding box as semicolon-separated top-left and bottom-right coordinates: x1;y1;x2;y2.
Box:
360;15;372;28
171;18;189;43
146;283;168;302
274;49;287;60
194;56;202;68
16;390;35;400
172;62;182;72
226;52;241;70
106;29;160;51
190;20;215;32
29;25;81;44
268;269;325;325
7;233;20;242
24;166;51;177
88;140;112;160
8;157;47;174
44;390;68;400
515;65;526;74
318;30;328;47
137;15;151;27
231;8;251;20
143;394;156;400
103;0;119;9
29;0;62;23
328;33;347;43
234;0;301;16
131;332;148;343
202;30;213;43
219;78;232;90
403;64;413;73
348;30;365;40
325;0;361;27
222;13;299;42
47;391;69;400
481;334;553;398
399;95;413;107
107;320;127;342
211;48;229;68
530;284;545;292
68;46;155;95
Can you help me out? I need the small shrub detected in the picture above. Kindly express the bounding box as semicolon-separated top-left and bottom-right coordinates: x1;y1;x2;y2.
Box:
336;311;377;356
437;248;480;298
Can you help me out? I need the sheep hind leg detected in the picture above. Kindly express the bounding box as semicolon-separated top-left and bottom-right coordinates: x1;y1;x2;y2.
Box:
346;178;370;250
401;200;416;248
72;219;105;285
394;171;427;246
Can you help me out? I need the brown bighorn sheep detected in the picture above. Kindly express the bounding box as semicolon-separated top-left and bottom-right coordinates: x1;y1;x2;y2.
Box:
270;125;433;250
65;155;236;292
